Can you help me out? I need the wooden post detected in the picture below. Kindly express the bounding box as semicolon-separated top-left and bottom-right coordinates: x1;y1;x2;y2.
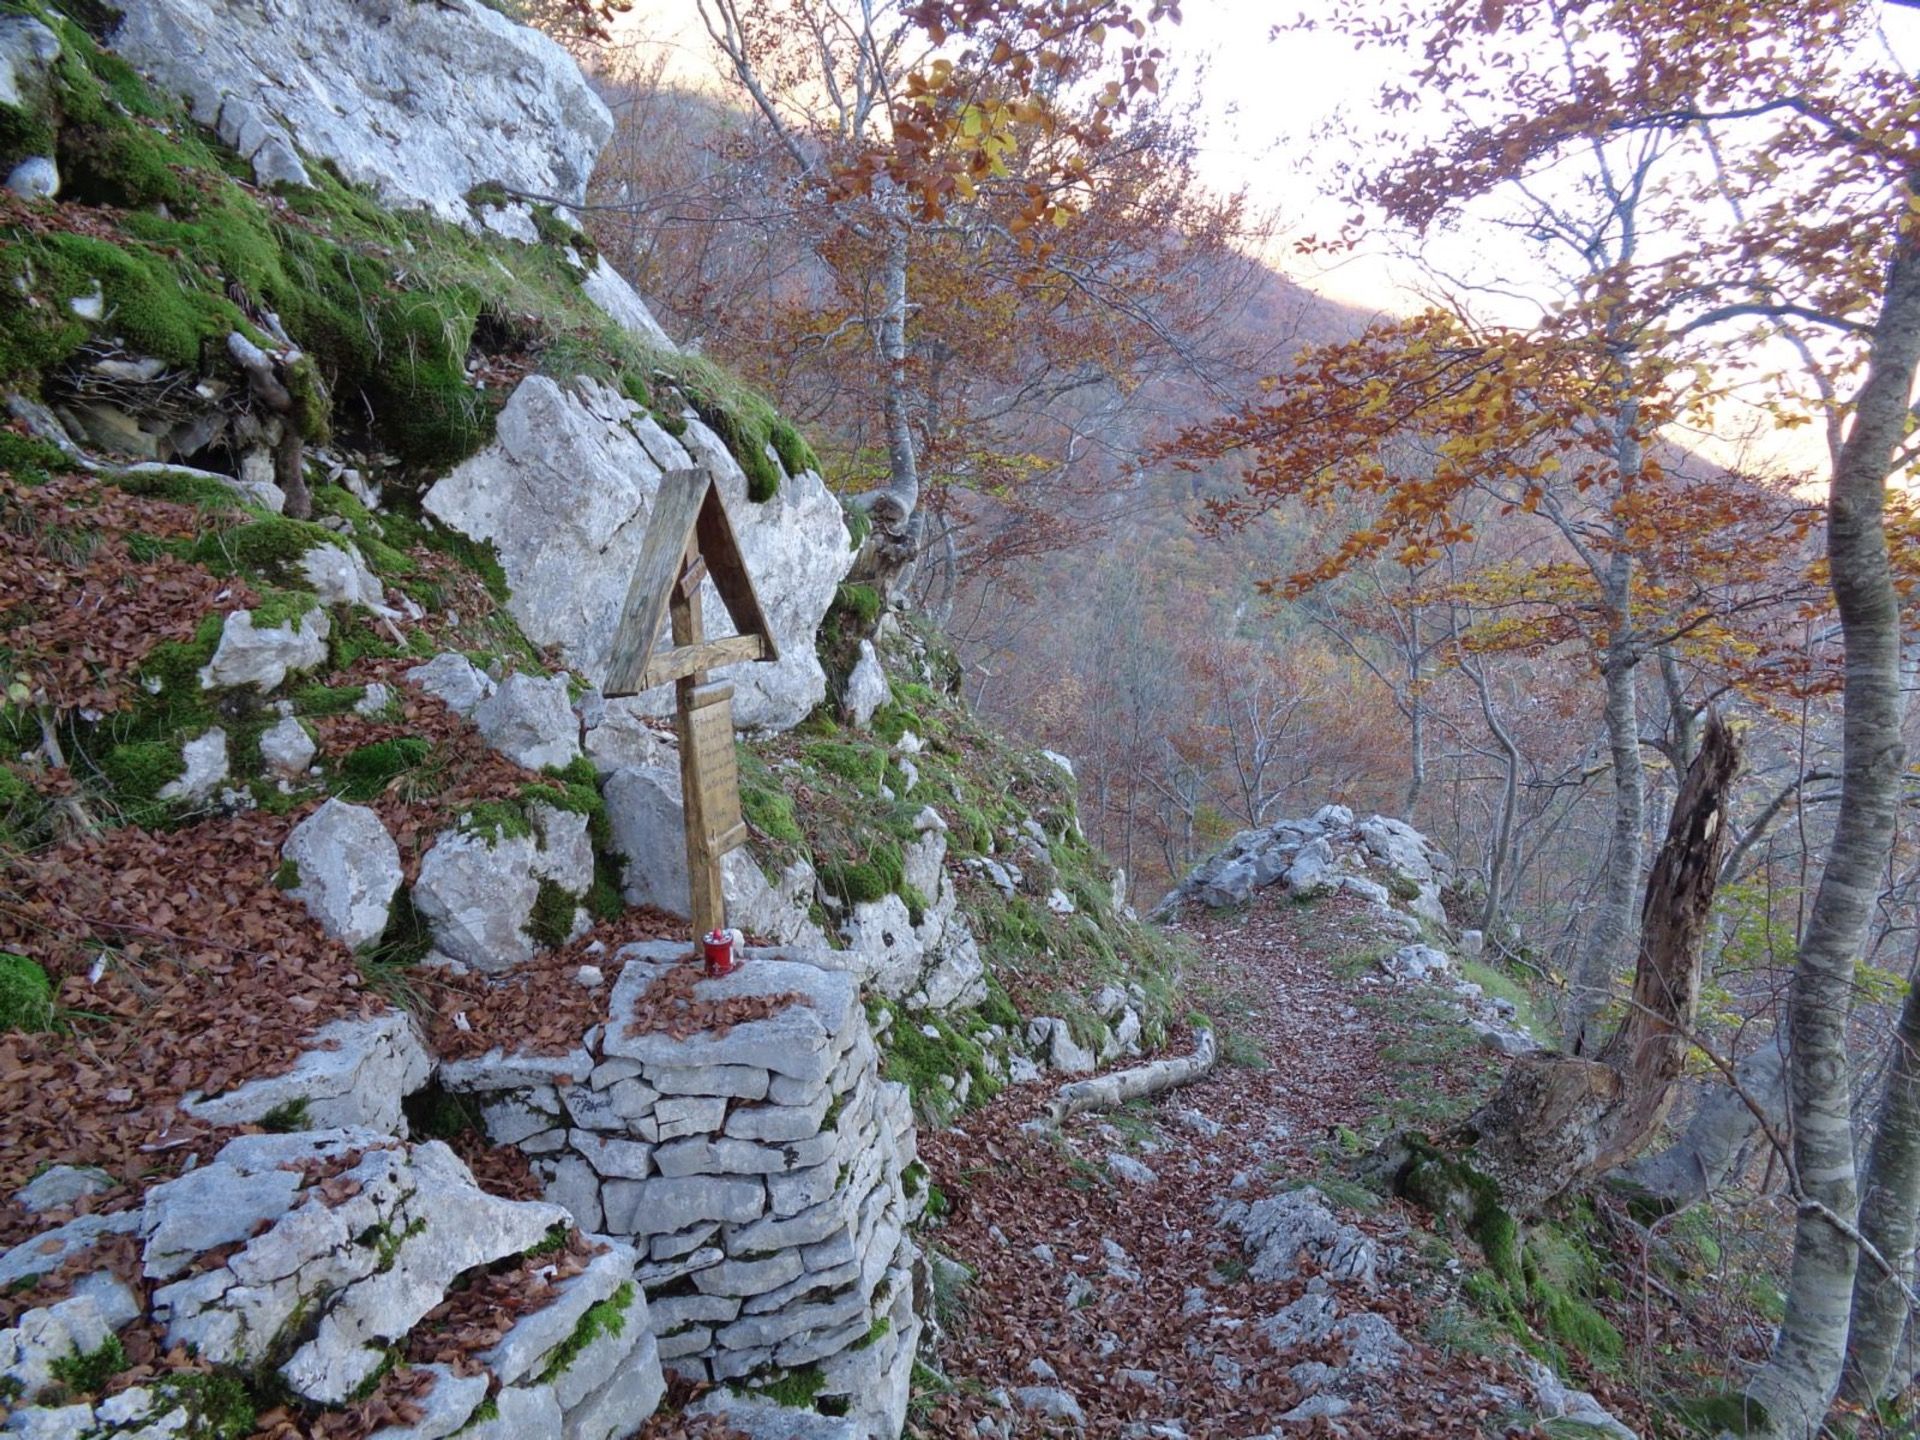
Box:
603;468;770;951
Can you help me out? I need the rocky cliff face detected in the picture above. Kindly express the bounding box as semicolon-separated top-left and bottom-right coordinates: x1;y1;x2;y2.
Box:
0;5;1189;1437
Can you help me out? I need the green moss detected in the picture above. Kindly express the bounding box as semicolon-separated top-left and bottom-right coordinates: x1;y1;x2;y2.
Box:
1674;1392;1769;1436
336;738;431;802
48;1334;125;1395
0;431;75;485
289;684;362;718
742;783;803;846
587;852;627;923
829;582;882;631
802;740;887;794
0;953;55;1033
459;800;532;844
101;737;185;816
524;1222;571;1258
193;516;343;580
745;1363;825;1409
530;879;579;949
155;1373;256;1440
539;1282;634;1383
685;387;780;501
818;838;904;907
769;419;818;478
877;1001;1001;1123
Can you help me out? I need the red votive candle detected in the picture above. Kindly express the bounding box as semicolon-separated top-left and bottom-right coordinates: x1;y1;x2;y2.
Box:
702;928;735;976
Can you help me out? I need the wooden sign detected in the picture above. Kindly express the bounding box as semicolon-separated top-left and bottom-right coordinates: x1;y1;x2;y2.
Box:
604;467;778;943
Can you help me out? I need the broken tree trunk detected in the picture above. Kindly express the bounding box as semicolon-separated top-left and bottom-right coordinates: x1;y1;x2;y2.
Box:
1047;1028;1218;1125
1401;713;1742;1216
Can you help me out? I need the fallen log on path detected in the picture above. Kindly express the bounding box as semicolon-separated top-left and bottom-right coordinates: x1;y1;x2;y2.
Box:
1048;1027;1218;1125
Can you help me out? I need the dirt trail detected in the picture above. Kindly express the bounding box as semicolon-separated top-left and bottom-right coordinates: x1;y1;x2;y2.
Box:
911;893;1557;1439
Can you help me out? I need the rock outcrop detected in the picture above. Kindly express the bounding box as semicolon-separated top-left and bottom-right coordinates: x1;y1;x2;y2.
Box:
1159;804;1455;935
109;0;611;227
2;1131;665;1439
423;375;852;732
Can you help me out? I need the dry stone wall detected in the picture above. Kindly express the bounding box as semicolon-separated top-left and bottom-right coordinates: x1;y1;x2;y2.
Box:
440;944;924;1439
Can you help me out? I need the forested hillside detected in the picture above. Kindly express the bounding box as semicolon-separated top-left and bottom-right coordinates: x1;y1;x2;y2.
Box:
3;0;1920;1438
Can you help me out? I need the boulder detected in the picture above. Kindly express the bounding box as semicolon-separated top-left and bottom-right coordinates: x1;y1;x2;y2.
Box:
109;0;610;223
157;726;228;802
1223;1187;1384;1288
148;1134;567;1405
298;542;387;611
14;1167;112;1215
422;376;849;733
1283;839;1338;896
0;14;60;111
604;765;820;945
5;155;57;199
1383;944;1451;983
181;1011;432;1134
259;714;317;776
413;826;543;972
472;672;581;772
406;653;497;717
843;642;890;728
283;799;404;949
580;257;676;350
198;606;330;692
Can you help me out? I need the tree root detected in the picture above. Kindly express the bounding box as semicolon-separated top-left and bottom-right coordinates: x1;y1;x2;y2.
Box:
1047;1027;1217;1125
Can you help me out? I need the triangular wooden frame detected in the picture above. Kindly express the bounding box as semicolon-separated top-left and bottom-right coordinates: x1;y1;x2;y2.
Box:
604;466;780;697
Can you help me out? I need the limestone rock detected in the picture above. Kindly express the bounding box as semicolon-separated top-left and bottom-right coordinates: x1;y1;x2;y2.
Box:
413;826;543;972
283;799;404;949
298;542;386;611
472;672;581;772
688;1391;863;1438
605;766;821;945
5;154;57;199
259;715;317;776
603;947;856;1084
405;653;497;717
157;726;227;802
149;1134;566;1404
110;0;610;223
366;1363;487;1440
0;1212;141;1289
1224;1187;1384;1288
14;1167;112;1215
422;375;849;732
843;641;890;728
580;257;676;350
0;14;60;112
181;1011;431;1134
1383;944;1451;983
198;606;330;692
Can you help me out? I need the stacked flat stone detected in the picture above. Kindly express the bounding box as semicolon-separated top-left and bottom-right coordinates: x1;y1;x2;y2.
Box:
439;943;923;1439
1;1130;664;1440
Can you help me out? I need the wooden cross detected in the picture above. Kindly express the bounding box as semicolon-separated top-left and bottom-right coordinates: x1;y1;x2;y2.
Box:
604;467;779;944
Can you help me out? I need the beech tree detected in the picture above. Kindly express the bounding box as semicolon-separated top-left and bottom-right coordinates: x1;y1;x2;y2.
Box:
598;0;1258;600
1269;0;1919;1430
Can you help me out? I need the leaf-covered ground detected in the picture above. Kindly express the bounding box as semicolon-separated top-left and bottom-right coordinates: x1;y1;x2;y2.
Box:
906;891;1661;1439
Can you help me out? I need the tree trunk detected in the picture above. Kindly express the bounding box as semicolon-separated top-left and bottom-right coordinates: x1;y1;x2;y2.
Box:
847;213;923;597
1565;622;1646;1055
1610;1030;1787;1211
1840;959;1920;1406
1743;239;1920;1440
1459;714;1739;1213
